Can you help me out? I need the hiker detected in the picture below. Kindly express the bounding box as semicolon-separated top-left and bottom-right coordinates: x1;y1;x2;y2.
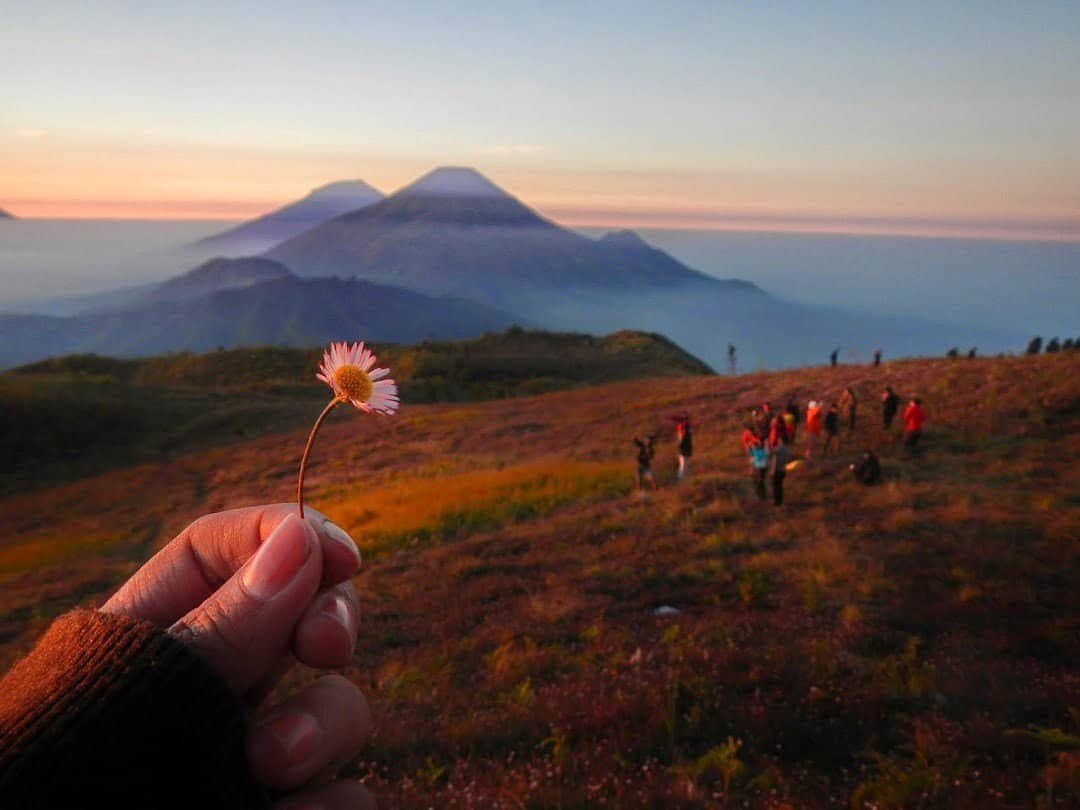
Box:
728;343;737;375
768;412;791;506
743;424;768;500
823;402;840;456
830;348;839;367
873;348;882;367
0;505;374;810
902;398;926;449
839;386;857;431
752;406;771;443
968;347;977;359
785;397;801;440
673;415;693;481
805;400;824;459
634;435;658;492
881;386;900;430
850;450;882;484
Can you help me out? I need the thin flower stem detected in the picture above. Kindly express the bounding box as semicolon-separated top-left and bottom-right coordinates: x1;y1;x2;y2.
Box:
297;397;341;519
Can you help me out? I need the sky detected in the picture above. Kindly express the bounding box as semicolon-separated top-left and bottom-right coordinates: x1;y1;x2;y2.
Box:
2;0;1079;240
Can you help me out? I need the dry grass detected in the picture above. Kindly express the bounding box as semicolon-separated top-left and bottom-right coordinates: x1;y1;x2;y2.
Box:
1;352;1078;807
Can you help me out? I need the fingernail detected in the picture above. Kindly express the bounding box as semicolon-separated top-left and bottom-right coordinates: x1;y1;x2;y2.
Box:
323;520;361;568
323;592;356;636
242;514;314;599
258;711;321;768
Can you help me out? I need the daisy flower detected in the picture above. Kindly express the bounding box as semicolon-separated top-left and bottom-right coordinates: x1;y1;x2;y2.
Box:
316;341;399;414
297;341;398;518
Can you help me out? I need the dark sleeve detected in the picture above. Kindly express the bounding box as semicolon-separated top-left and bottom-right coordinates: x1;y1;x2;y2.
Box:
0;609;269;810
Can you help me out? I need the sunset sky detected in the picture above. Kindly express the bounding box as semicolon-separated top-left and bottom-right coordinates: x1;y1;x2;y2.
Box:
3;1;1079;240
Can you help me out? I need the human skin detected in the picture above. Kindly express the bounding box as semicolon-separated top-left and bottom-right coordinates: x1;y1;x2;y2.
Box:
103;503;375;810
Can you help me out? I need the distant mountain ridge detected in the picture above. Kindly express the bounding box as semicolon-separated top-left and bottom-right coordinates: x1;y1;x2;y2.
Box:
133;256;293;304
194;180;384;254
0;276;520;368
0;207;13;219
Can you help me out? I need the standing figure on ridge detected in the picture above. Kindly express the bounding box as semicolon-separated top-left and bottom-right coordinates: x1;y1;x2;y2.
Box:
830;348;839;367
873;348;883;367
728;343;737;375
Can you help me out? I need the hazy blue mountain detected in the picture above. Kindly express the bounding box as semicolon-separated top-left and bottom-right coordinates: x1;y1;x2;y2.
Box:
0;276;521;369
268;167;741;306
265;166;1014;367
0;208;13;219
133;256;294;304
194;180;384;255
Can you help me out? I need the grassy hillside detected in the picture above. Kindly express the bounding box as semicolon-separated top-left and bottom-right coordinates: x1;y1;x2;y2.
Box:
0;352;1077;807
0;328;710;493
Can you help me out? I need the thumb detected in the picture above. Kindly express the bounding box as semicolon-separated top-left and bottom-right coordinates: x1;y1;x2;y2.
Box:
169;513;322;694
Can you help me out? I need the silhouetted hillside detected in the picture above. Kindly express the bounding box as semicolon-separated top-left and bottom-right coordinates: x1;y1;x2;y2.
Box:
0;276;520;368
133;256;294;304
0;207;13;219
0;328;712;490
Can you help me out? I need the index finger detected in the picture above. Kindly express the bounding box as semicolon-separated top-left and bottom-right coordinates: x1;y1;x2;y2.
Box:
102;503;360;627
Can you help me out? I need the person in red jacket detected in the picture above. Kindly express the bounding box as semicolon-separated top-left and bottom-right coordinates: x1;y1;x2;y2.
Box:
903;397;926;448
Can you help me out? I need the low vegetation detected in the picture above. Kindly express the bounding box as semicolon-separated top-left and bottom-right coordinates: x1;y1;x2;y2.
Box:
0;328;709;493
0;351;1077;807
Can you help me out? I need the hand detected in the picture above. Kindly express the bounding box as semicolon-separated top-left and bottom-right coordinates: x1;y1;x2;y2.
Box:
103;504;375;810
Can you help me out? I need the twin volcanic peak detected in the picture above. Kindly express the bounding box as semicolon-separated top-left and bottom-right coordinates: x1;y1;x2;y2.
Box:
195;179;384;255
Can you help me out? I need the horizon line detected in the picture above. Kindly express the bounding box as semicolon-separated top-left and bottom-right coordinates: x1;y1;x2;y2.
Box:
4;189;1079;244
3;211;1078;245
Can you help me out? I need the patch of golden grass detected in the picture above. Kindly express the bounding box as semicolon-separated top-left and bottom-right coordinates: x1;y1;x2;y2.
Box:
318;457;629;553
0;531;126;580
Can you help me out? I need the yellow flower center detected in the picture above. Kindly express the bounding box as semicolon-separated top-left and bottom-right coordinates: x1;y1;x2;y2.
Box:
333;364;373;402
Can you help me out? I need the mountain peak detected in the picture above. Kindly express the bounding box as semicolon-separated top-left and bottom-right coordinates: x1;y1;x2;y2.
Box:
399;166;509;198
0;207;13;219
305;179;383;199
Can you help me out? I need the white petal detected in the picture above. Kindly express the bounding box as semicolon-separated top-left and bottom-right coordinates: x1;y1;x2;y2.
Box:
369;367;390;381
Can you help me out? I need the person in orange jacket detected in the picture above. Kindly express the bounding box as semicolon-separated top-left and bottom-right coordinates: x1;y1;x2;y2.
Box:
903;397;926;448
805;400;824;459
